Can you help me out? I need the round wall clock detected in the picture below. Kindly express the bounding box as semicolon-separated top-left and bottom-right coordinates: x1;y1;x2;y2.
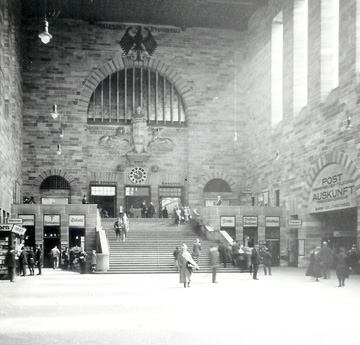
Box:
129;167;147;184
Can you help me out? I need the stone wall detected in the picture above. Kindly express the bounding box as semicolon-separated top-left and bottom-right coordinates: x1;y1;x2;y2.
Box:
21;19;248;208
0;0;23;221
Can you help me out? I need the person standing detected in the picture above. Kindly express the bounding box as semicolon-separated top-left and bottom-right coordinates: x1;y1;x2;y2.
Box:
261;247;272;275
335;247;350;287
231;241;240;267
19;247;28;276
306;246;322;282
35;245;42;275
347;245;359;274
162;207;168;218
147;202;155;218
5;246;16;282
27;247;35;276
218;241;227;268
251;245;260;280
122;213;129;242
82;195;88;204
141;201;147;218
178;244;199;288
192;238;202;264
91;250;97;273
209;244;219;283
79;249;87;274
51;246;60;269
318;242;334;279
173;246;180;272
62;247;69;270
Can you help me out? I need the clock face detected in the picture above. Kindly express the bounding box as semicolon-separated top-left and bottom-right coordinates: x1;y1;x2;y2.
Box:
129;167;147;184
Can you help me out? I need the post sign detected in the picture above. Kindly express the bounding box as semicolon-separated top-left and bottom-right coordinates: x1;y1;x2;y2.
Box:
220;216;236;228
12;225;27;236
265;217;280;227
243;216;258;227
309;164;356;213
69;215;85;228
19;215;35;226
44;215;60;226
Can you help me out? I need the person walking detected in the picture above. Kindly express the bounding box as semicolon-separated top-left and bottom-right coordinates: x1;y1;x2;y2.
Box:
162;207;168;218
91;250;97;273
50;246;60;269
141;201;147;218
261;247;272;275
209;244;219;283
218;241;227;268
335;247;350;287
114;218;121;242
251;245;260;280
62;247;69;270
231;241;240;267
178;244;199;288
306;246;322;282
318;242;334;279
35;245;42;275
5;246;16;282
173;246;180;272
27;247;35;276
192;238;202;264
347;244;359;274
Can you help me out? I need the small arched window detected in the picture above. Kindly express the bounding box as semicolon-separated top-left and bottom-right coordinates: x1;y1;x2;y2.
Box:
203;179;231;193
40;176;70;190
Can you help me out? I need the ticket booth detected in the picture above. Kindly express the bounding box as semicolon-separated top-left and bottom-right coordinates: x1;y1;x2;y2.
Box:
0;224;26;279
43;215;61;268
243;216;258;247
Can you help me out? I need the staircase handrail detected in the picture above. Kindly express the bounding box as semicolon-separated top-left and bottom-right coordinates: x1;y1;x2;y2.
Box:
95;209;110;272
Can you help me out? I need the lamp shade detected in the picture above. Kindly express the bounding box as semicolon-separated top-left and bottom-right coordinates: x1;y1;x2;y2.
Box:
51;104;58;119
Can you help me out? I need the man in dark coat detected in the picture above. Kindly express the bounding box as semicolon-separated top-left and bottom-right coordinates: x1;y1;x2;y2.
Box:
141;201;147;218
35;244;42;275
318;242;334;279
19;247;28;276
251;245;260;280
5;246;16;282
261;247;272;275
147;202;155;218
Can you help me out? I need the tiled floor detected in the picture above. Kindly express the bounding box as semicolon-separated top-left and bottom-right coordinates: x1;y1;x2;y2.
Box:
0;267;359;345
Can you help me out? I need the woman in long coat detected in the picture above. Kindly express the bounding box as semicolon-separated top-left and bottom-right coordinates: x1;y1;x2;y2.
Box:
335;247;349;287
179;244;199;288
306;246;322;281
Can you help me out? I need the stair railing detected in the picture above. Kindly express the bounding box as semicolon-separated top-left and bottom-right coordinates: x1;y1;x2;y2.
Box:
95;209;110;272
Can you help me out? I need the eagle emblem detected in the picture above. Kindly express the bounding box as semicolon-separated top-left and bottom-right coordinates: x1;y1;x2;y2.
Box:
120;26;158;62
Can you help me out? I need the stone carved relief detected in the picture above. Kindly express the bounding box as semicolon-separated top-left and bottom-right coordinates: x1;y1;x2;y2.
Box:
98;106;176;155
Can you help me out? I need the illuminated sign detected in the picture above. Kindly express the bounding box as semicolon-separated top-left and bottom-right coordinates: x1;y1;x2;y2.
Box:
44;215;60;226
69;215;85;228
19;214;35;226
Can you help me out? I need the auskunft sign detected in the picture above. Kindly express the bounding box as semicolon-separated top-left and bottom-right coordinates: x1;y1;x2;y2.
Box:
309;164;357;213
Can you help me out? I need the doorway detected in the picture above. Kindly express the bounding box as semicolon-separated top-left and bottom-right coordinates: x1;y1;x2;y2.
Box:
159;197;181;218
125;186;150;218
243;228;258;247
90;185;116;218
69;228;85;248
43;236;60;268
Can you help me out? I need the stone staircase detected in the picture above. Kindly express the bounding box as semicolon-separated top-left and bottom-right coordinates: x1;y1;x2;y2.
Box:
102;218;241;274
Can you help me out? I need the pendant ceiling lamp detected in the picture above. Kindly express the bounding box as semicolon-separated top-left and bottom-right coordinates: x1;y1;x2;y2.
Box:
38;0;52;44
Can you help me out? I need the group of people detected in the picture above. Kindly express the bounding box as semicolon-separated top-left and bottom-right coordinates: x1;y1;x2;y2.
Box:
306;242;358;287
4;244;42;282
173;206;190;226
114;213;130;242
141;201;156;218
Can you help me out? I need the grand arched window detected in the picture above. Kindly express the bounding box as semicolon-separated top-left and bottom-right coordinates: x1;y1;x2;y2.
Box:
40;176;70;190
203;179;232;193
87;67;186;125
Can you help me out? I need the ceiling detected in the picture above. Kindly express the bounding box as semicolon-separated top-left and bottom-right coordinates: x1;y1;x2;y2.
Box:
21;0;268;31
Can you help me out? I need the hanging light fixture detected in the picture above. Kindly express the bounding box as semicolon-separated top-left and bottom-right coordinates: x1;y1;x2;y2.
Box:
39;0;52;44
51;104;58;119
56;143;61;155
39;19;52;44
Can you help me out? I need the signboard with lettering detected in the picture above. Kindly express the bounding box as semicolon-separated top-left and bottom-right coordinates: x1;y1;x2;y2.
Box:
18;215;35;226
243;216;258;227
309;164;356;213
0;224;13;232
220;216;236;228
12;225;27;236
44;215;61;226
8;219;22;224
265;217;280;227
69;215;85;228
288;219;302;228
